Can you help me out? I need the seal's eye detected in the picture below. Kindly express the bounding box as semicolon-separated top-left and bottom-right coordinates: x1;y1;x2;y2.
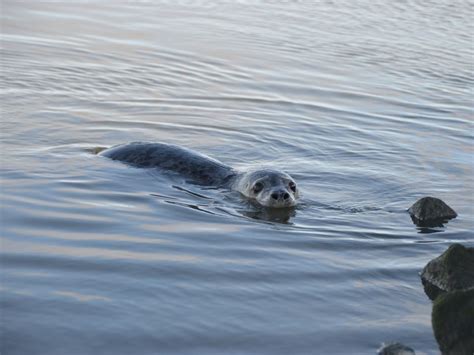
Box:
289;181;296;192
253;182;264;193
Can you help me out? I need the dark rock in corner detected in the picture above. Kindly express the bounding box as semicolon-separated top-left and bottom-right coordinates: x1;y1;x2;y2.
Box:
421;244;474;354
432;289;474;355
377;342;415;355
408;197;457;227
421;244;474;301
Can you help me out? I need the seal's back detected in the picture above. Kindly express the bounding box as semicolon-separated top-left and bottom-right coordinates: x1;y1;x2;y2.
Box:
100;142;234;186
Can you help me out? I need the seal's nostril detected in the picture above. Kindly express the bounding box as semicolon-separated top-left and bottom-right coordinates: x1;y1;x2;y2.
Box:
271;192;279;200
283;193;289;200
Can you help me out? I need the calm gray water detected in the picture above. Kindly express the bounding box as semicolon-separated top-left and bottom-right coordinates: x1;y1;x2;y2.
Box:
1;1;473;354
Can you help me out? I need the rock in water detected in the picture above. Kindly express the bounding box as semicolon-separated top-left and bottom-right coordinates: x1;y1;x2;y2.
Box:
421;244;474;300
408;196;457;227
421;244;474;354
432;289;474;355
377;342;416;355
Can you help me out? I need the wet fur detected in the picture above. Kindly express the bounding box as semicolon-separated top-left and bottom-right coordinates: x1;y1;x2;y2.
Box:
100;142;235;186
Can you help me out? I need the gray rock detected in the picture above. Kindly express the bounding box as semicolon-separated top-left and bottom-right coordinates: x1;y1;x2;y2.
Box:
432;289;474;355
408;197;457;227
421;244;474;301
377;342;415;355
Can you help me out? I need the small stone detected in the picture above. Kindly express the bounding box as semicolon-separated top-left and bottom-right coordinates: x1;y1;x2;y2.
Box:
377;342;416;355
408;197;457;226
421;244;474;300
432;289;474;355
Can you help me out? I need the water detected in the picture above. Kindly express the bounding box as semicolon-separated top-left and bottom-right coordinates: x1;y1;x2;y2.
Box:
1;1;473;354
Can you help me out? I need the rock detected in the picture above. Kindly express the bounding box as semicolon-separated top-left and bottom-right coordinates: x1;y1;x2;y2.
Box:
420;244;474;354
408;197;457;227
432;289;474;355
377;342;415;355
421;244;474;300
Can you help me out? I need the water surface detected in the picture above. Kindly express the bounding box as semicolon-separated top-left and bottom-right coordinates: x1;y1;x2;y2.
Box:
1;1;473;354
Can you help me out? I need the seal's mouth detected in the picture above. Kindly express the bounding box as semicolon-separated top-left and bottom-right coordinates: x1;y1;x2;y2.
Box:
257;197;297;208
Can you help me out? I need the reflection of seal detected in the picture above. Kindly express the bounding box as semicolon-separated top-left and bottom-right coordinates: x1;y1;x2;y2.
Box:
100;142;299;208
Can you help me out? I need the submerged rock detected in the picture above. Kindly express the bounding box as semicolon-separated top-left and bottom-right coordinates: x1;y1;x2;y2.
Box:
377;342;415;355
432;289;474;355
421;243;474;300
408;197;457;227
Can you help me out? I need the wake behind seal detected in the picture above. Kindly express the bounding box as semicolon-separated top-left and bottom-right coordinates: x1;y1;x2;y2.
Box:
99;142;299;208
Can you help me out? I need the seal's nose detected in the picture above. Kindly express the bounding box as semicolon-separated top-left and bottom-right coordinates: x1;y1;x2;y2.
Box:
271;190;290;200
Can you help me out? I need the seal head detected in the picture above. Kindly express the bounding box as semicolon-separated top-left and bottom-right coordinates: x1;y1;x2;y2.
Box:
232;169;299;208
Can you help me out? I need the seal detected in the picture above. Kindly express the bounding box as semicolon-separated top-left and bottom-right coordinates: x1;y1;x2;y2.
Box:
100;142;299;208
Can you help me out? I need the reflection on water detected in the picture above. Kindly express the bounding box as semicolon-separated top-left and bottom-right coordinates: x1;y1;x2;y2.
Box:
411;216;454;234
53;290;111;303
240;206;297;224
1;1;473;354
